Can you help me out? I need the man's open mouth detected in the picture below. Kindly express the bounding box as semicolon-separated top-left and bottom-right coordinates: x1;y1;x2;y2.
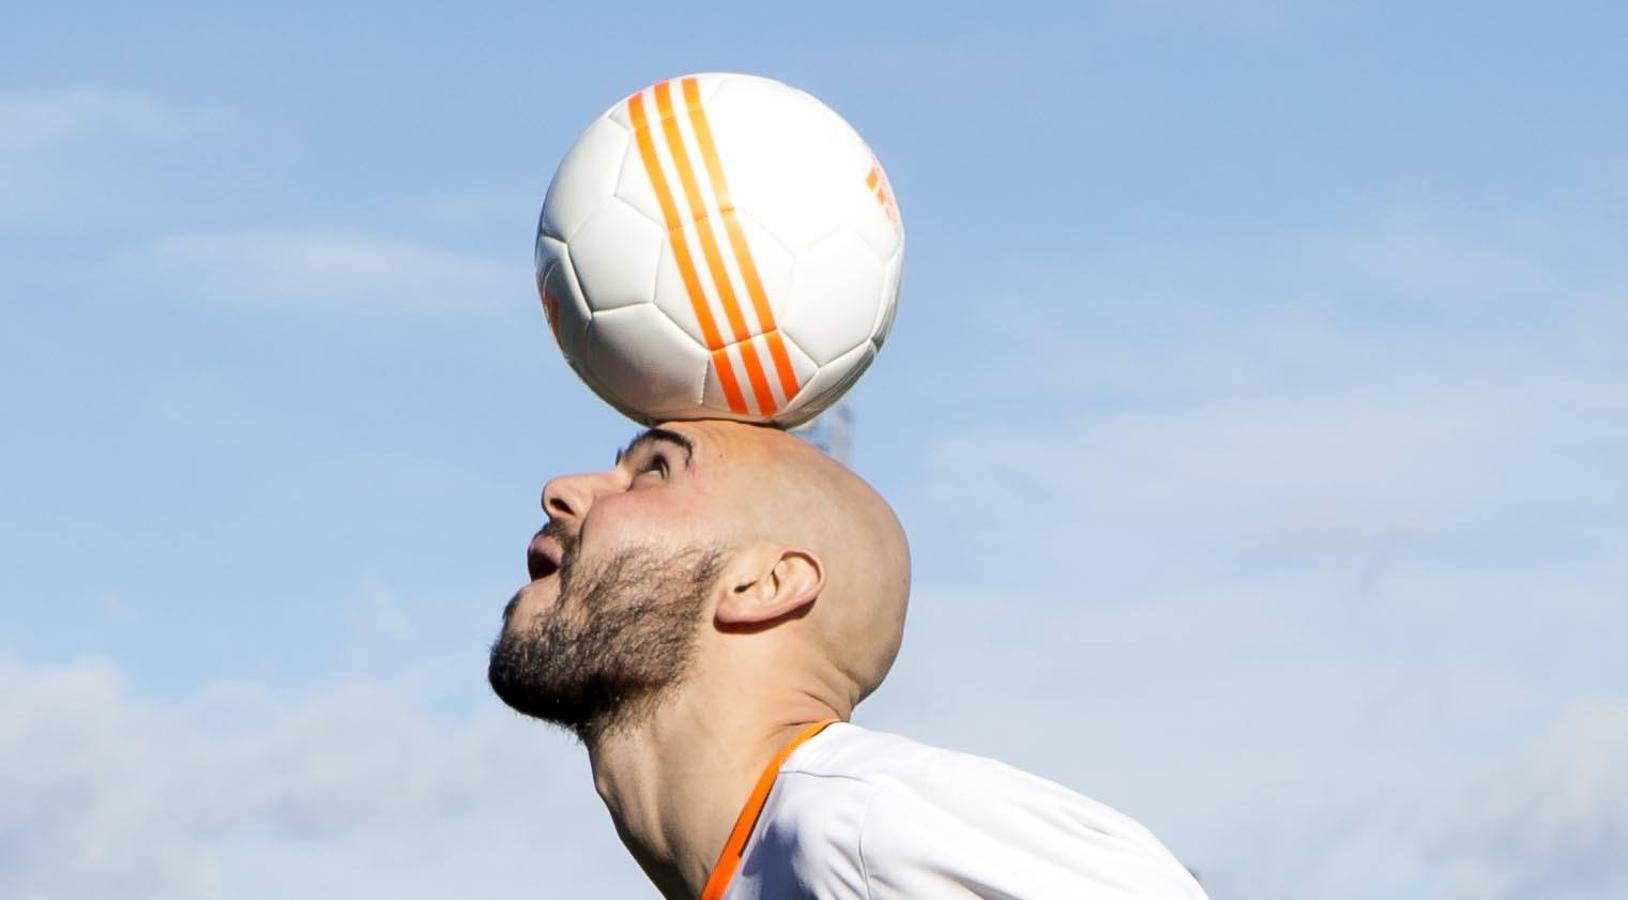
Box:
528;534;563;581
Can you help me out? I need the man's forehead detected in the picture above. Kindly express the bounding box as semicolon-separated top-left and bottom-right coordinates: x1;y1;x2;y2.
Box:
616;424;699;465
614;419;807;469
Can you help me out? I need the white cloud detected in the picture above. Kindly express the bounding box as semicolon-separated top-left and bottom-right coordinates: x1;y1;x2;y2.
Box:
919;364;1626;583
1427;699;1628;898
133;229;522;312
906;213;1626;581
406;189;538;230
1258;698;1628;900
866;210;1628;895
6;574;1619;900
0;90;185;155
861;559;1628;898
10;204;1617;898
0;656;646;900
0;90;209;228
1311;216;1555;302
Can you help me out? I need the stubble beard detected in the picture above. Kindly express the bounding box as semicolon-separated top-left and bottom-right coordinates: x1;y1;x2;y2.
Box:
488;531;724;744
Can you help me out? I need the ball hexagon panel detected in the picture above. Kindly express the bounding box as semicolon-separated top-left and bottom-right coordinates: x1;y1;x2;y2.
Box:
730;208;795;329
605;95;633;130
849;165;903;264
766;332;823;427
706;80;874;253
872;247;904;349
681;72;730;105
782;229;883;367
693;337;818;424
583;304;708;421
605;75;728;134
699;347;767;424
570;197;665;313
642;211;793;348
647;332;811;424
612;130;664;228
649;240;703;346
788;340;876;425
540;116;629;242
536;235;591;365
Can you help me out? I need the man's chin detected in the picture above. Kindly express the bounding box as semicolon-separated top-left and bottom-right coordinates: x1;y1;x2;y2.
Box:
489;637;578;725
485;542;720;738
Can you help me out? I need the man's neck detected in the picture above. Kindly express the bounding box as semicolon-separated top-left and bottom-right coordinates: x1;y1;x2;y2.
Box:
585;688;840;900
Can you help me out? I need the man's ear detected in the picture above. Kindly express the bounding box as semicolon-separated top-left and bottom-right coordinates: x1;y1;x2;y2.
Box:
715;543;825;626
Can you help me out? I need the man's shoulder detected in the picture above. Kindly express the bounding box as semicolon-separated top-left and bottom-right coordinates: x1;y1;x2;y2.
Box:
779;721;951;784
761;722;1209;899
756;723;992;866
770;722;1165;859
781;722;1113;813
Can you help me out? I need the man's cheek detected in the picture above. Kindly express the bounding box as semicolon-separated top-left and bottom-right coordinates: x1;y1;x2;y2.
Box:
587;529;687;570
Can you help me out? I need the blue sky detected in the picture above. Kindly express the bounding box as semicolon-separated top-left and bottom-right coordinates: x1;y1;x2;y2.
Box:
3;2;1625;897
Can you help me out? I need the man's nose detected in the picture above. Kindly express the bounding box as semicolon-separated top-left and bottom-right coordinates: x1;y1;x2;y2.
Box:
540;470;615;525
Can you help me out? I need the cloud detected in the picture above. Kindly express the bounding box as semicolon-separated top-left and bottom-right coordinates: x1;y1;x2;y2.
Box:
0;656;646;900
7;575;1619;900
863;209;1628;895
1428;699;1628;899
9;204;1617;899
861;559;1628;898
1263;698;1628;900
0;90;185;155
918;363;1626;586
900;212;1626;583
132;229;522;312
0;89;226;229
406;189;538;230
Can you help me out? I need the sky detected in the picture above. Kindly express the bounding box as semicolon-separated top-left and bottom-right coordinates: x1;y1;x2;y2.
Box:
2;1;1625;897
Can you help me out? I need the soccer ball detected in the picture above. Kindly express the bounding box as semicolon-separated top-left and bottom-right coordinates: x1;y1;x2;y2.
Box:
535;73;904;428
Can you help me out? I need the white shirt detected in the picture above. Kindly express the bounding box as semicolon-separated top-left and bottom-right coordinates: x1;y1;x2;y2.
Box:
723;723;1208;899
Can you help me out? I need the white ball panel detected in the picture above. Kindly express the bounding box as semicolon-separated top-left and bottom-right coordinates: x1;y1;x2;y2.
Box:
650;243;705;346
850;165;904;263
698;350;773;424
732;209;794;330
570;198;665;312
782;229;883;366
706;78;873;252
765;333;824;427
536;235;591;365
873;247;904;349
682;72;731;104
583;305;707;419
613;132;665;228
540;116;629;242
604;76;725;226
605;93;633;129
779;340;876;428
780;328;821;382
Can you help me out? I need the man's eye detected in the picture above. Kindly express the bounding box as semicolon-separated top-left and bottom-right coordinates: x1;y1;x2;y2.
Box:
640;456;669;478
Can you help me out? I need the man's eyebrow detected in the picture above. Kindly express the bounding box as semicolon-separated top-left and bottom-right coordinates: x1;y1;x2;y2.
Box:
615;427;696;468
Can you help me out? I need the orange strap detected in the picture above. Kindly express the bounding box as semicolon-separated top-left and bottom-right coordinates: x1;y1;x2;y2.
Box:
699;719;839;900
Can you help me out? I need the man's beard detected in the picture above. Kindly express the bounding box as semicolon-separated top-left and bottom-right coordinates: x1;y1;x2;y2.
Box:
488;525;723;742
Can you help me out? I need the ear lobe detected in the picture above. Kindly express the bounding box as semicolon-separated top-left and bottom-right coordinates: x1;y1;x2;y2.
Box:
716;547;825;626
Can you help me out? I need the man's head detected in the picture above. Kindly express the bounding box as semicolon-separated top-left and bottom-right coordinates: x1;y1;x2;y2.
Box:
488;420;910;741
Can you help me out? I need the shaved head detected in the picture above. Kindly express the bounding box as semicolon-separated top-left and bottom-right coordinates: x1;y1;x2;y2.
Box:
490;419;911;735
683;421;911;703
